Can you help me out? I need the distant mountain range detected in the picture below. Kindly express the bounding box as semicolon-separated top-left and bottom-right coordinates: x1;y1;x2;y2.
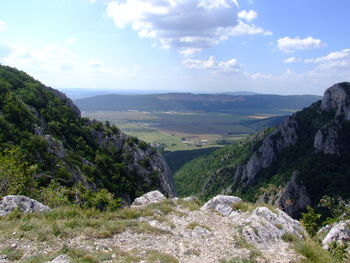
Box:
75;93;321;114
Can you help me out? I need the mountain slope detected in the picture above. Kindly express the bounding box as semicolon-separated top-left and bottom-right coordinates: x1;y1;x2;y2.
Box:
0;65;176;206
175;83;350;217
75;92;321;114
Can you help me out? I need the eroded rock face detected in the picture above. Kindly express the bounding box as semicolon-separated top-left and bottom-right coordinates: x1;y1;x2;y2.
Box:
314;120;341;155
44;135;66;159
276;171;312;218
321;82;350;120
131;190;166;207
233;116;299;187
242;207;305;248
201;195;242;216
0;195;51;216
322;221;350;250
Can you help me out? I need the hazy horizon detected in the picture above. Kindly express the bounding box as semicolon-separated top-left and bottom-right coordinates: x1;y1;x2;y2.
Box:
1;0;349;95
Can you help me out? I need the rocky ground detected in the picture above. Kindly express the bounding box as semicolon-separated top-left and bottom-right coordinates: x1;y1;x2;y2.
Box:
0;192;348;263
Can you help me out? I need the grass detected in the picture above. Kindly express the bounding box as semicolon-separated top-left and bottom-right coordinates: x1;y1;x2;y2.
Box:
1;247;24;261
0;201;178;245
232;202;278;214
186;222;211;231
176;198;201;211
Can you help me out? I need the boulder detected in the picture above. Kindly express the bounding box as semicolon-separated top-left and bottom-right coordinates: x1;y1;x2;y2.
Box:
201;195;242;216
0;195;51;216
45;255;71;263
131;190;166;207
322;221;350;250
241;207;305;248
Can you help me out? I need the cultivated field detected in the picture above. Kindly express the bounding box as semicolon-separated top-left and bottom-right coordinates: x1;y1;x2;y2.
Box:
82;110;281;151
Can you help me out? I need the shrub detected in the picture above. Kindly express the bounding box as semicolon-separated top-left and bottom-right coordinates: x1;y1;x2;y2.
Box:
300;206;321;236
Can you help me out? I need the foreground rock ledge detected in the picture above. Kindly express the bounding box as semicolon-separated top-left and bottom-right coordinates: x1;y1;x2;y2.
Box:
0;195;51;216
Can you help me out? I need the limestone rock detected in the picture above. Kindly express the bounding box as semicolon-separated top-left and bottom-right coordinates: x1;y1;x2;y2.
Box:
183;196;199;202
0;195;51;216
192;226;213;237
321;82;350;120
233;115;299;187
0;255;8;263
314;120;341;155
241;207;305;248
44;135;66;159
276;171;311;218
322;221;350;250
45;255;71;263
201;195;242;216
132;190;166;207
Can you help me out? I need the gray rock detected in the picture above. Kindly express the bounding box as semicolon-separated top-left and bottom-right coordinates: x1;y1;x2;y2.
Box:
201;195;242;216
314;120;341;155
241;207;305;248
183;196;199;202
0;195;51;216
192;226;213;237
233;116;298;187
321;82;350;121
276;171;312;218
44;135;66;159
322;221;350;250
132;190;166;207
45;255;71;263
0;255;8;263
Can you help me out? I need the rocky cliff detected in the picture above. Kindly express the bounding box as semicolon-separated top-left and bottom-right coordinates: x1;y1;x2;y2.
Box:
175;82;350;217
0;65;176;205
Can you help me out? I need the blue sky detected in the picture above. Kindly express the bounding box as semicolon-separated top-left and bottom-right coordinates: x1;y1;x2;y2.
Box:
0;0;349;95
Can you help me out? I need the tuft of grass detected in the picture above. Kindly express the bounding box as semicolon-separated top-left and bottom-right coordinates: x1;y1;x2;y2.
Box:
294;239;341;263
145;250;179;263
232;202;278;214
186;221;211;231
220;251;260;263
176;199;201;211
281;233;298;243
1;247;24;261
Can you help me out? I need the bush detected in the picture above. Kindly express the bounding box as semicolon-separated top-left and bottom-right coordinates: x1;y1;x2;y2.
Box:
300;206;321;236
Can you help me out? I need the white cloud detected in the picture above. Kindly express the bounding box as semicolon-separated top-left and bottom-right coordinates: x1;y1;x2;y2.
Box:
284;57;301;63
228;20;272;36
304;49;350;63
182;56;241;73
277;36;325;53
2;43;77;72
88;59;103;68
238;10;257;22
66;37;78;44
106;0;271;54
0;21;6;32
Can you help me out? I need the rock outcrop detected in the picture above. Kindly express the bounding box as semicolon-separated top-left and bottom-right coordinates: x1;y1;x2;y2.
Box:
201;195;242;216
242;207;306;248
0;195;51;216
276;171;312;218
321;220;350;250
321;82;350;120
131;190;166;207
314;120;341;155
233;115;299;187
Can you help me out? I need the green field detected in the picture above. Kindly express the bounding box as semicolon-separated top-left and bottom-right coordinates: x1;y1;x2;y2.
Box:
82;111;264;151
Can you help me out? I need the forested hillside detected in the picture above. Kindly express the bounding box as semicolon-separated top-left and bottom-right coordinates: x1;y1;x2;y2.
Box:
0;65;176;209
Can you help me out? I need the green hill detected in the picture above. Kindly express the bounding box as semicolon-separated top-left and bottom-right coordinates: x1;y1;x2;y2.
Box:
74;93;321;114
0;65;176;209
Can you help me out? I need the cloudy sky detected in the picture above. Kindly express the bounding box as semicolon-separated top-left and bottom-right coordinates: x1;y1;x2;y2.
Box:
0;0;349;95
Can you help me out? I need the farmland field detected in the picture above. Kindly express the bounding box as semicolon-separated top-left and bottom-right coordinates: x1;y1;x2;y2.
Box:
82;110;282;151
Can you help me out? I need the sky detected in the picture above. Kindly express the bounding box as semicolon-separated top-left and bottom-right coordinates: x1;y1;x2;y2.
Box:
0;0;350;95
